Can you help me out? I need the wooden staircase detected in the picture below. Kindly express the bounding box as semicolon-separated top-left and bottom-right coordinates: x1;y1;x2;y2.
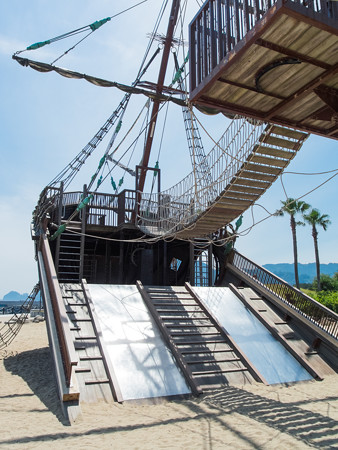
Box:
137;282;267;391
57;231;82;283
176;124;308;238
60;281;119;403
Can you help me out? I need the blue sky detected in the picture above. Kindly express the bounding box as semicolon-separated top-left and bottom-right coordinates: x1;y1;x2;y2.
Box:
0;0;337;298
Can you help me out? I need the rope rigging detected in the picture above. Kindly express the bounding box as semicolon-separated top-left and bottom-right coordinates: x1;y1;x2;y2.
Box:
14;0;149;63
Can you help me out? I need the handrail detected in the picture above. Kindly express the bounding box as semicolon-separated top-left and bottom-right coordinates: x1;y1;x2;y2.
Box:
229;250;338;341
39;234;78;385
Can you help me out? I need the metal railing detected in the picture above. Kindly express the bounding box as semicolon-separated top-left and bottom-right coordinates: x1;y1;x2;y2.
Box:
230;250;338;340
189;0;338;91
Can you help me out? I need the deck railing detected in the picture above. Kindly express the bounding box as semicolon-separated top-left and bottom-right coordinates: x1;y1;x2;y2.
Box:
189;0;338;91
229;250;338;340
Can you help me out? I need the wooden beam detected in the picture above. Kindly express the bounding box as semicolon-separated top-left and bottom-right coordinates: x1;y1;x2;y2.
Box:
264;63;338;120
255;38;331;70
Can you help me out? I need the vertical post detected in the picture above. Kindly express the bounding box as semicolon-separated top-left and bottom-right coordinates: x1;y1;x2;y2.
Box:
55;181;64;274
79;184;87;281
118;190;126;226
208;244;213;286
225;0;232;53
137;0;180;195
216;0;224;62
253;0;260;22
196;15;202;84
243;0;250;35
119;230;124;284
189;242;195;286
233;0;240;43
163;240;168;285
210;0;217;69
189;20;196;91
202;9;208;79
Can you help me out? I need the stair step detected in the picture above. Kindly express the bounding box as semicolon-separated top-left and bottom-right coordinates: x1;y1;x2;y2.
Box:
245;163;282;176
152;302;197;306
180;349;233;355
75;367;91;373
260;135;299;150
80;355;103;361
171;332;219;337
71;318;92;322
85;378;110;385
175;339;226;345
270;125;307;140
165;324;215;329
187;357;241;364
67;303;87;307
192;367;248;376
254;145;295;159
249;154;289;168
75;336;97;340
156;309;201;313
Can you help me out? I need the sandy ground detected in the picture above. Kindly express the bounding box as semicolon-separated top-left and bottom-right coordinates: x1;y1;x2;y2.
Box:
0;319;337;449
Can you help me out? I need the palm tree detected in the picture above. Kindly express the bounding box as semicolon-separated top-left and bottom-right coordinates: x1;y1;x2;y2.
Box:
303;208;331;291
277;198;310;289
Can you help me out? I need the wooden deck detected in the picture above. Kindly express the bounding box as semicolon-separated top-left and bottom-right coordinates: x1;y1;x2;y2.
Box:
189;0;338;139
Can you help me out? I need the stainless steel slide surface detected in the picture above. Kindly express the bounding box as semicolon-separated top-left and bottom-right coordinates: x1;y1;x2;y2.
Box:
88;284;191;401
193;287;312;385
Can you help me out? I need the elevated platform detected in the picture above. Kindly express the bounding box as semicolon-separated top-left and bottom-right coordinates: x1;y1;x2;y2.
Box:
189;0;338;139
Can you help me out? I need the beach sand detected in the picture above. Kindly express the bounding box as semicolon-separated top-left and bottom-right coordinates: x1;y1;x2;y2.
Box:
0;319;337;449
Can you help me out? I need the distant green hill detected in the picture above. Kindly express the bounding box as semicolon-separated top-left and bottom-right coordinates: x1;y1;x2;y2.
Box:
263;263;338;285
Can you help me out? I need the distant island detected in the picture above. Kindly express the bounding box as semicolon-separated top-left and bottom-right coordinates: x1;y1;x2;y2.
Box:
1;262;338;302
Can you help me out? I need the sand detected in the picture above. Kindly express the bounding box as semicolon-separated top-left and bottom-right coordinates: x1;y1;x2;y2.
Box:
0;319;337;449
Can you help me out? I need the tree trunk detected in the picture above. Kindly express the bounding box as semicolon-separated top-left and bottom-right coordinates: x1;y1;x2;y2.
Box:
312;224;321;290
290;215;300;288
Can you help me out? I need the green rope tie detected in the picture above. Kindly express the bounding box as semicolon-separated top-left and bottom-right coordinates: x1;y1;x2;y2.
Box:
172;52;189;84
111;177;117;190
98;155;106;170
77;194;94;211
50;223;66;241
115;120;122;133
118;177;124;187
235;215;243;231
27;40;51;51
154;161;159;177
89;17;111;32
97;175;103;188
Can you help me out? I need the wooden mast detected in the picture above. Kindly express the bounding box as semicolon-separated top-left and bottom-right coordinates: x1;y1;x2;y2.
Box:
137;0;180;194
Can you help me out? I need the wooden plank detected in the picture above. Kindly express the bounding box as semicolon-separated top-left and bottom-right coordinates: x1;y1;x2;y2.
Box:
254;145;295;159
136;281;203;395
232;178;269;188
238;170;275;181
260;135;300;149
248;154;289;168
244;163;283;175
185;283;268;385
228;185;265;194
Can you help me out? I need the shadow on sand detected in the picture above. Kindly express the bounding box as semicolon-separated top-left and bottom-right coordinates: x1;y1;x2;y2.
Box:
3;346;69;425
